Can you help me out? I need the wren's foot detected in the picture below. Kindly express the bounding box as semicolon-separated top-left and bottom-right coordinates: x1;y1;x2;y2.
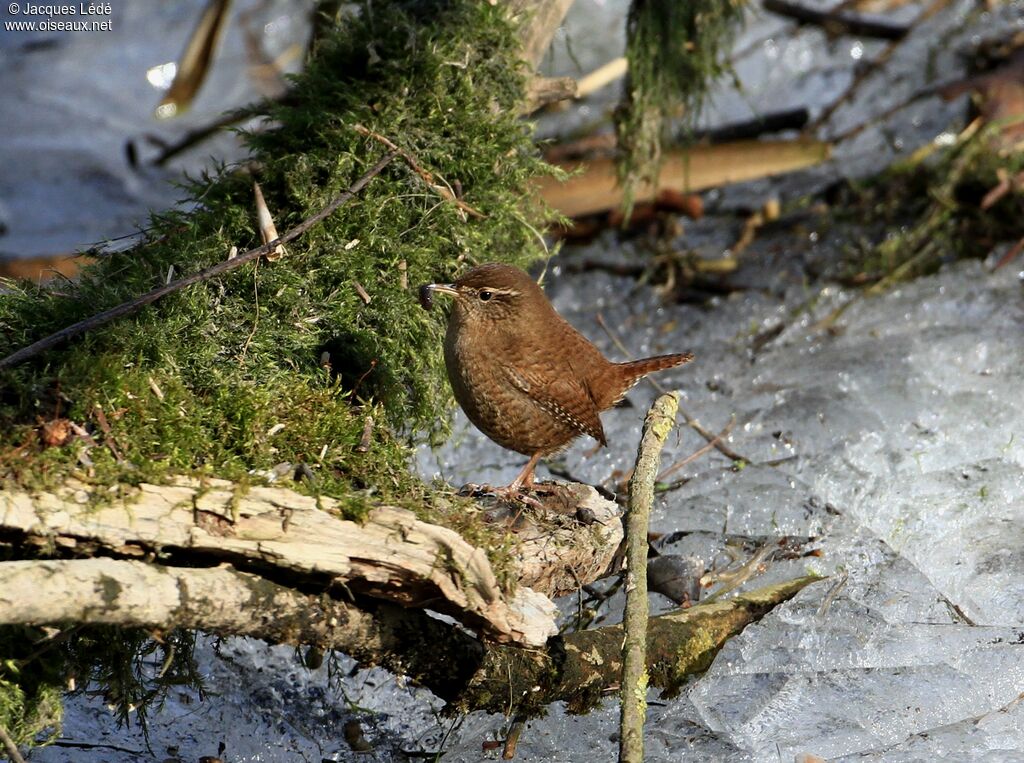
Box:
457;482;544;509
457;452;546;506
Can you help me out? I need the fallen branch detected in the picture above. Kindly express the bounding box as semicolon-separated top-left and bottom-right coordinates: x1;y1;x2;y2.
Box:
524;75;579;113
0;152;396;371
466;574;823;714
0;558;490;702
536;140;831;218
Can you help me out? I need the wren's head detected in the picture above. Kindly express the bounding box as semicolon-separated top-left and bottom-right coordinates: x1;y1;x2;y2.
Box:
420;263;545;327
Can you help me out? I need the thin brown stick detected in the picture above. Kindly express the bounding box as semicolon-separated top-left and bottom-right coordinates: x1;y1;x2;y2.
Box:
502;717;526;759
594;313;749;464
92;404;124;463
614;415;735;493
0;723;26;763
0;153;396;371
656;416;736;482
993;236;1024;271
353;124;485;219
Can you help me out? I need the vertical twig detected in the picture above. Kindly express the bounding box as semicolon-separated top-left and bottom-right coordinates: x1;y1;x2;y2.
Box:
0;724;26;763
619;392;678;763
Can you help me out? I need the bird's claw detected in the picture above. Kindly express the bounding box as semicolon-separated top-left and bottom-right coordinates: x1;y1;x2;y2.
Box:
458;482;545;510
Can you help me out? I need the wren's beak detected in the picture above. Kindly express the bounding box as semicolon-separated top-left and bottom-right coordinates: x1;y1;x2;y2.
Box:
425;283;457;296
419;282;457;311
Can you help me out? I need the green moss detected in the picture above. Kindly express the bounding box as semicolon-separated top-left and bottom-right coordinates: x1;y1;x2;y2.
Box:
615;0;745;213
0;0;551;513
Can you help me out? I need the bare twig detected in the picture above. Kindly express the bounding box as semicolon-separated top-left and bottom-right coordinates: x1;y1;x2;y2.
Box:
92;404;124;463
809;0;950;132
993;236;1024;271
502;717;527;759
0;153;396;371
150;110;249;166
620;393;678;763
614;415;736;494
656;416;736;482
594;313;750;464
353;124;485;219
700;541;777;602
0;723;26;763
353;281;372;305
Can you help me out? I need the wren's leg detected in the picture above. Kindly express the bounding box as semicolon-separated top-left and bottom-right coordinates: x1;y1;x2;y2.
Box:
507;452;542;492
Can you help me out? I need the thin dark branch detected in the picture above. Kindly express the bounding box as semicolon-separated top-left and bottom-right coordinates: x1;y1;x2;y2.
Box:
0;152;396;371
762;0;909;41
656;416;736;482
353;124;485;219
149;110;249;166
808;0;951;132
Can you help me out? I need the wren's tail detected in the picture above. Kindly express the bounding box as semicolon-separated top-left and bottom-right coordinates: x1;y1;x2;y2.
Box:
599;352;694;408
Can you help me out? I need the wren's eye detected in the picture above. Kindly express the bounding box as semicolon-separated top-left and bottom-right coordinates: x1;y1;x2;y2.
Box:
478;290;493;302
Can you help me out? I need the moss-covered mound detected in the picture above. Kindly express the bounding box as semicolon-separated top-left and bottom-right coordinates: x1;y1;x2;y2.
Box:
0;0;555;748
0;0;550;507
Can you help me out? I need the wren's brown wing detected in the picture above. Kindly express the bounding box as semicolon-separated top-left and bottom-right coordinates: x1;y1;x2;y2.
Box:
503;365;607;446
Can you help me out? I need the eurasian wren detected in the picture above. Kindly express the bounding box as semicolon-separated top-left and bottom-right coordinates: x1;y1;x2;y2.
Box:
422;263;693;493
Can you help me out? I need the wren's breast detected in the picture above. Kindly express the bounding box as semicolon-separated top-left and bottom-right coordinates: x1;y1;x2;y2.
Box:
443;317;581;456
